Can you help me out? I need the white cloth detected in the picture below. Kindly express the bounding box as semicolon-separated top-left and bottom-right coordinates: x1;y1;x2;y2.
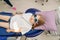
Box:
10;13;32;35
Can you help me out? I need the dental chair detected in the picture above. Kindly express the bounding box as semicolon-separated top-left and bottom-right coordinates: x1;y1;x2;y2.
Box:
0;8;44;40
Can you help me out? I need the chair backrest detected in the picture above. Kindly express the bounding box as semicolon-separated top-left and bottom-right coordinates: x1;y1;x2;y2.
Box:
25;8;40;14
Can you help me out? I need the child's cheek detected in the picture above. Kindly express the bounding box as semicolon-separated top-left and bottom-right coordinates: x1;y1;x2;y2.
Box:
30;18;34;24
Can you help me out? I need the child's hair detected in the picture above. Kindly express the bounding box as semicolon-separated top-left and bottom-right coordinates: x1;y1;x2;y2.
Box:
32;14;45;29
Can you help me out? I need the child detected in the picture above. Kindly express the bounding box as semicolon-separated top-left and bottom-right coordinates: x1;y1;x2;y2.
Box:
0;12;45;35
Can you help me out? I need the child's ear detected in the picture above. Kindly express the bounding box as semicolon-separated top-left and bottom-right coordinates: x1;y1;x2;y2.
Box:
32;26;34;30
32;23;37;30
32;24;35;30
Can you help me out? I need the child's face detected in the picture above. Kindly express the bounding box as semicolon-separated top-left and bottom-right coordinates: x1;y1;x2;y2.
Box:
30;14;45;27
30;14;41;25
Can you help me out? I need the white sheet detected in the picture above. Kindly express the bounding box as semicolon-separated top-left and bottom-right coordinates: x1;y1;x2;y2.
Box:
10;13;32;35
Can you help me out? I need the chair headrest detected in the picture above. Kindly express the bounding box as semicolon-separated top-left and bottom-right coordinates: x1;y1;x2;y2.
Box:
25;8;41;14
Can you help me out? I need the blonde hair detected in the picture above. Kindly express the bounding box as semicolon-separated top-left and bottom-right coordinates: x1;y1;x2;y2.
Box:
32;14;45;29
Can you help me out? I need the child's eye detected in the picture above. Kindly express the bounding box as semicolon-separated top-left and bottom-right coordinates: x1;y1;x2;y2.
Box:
35;19;37;22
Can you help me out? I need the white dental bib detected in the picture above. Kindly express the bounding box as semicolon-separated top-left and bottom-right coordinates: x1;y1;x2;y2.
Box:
10;13;32;35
